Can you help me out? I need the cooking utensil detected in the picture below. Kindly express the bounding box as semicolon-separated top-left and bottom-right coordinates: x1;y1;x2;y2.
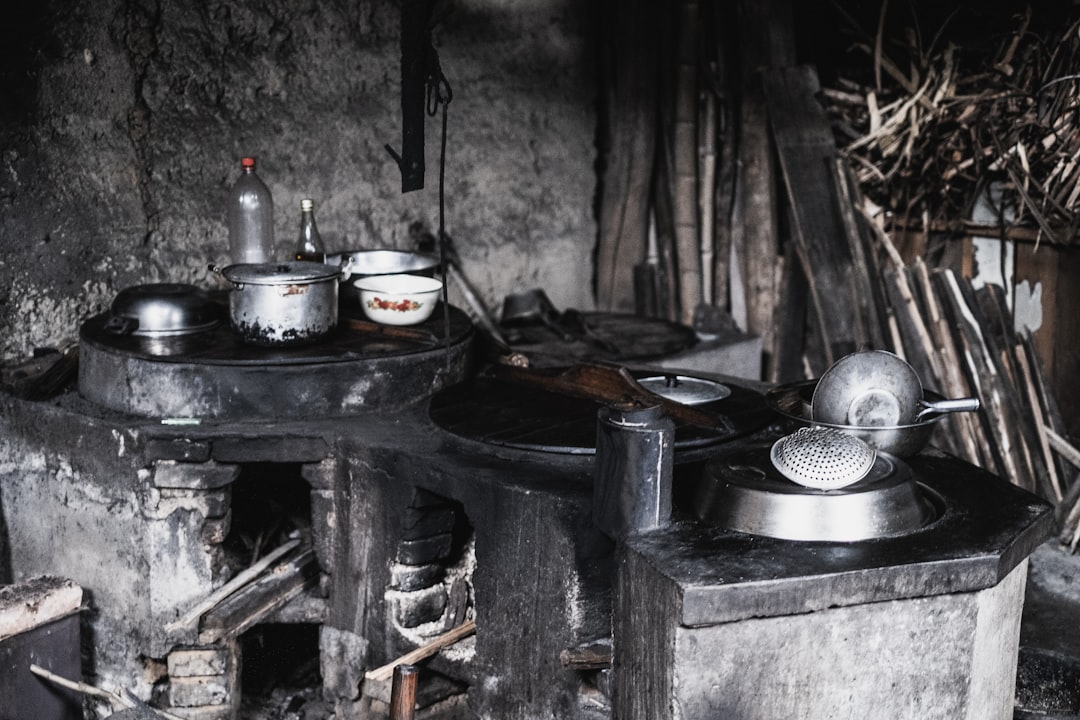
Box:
812;350;979;426
812;350;921;426
352;273;443;326
212;262;341;346
334;249;439;280
501;288;573;340
770;426;877;489
768;380;946;457
696;446;939;541
636;375;731;405
105;283;219;337
488;362;736;434
913;397;981;422
344;317;440;346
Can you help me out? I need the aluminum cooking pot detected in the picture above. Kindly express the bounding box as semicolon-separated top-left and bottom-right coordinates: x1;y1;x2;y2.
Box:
212;262;341;346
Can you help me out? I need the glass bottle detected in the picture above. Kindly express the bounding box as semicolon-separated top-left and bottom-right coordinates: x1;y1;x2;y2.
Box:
227;156;274;264
294;198;326;263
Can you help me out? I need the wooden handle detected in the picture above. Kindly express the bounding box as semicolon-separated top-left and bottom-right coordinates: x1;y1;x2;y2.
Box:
344;317;440;345
490;362;734;434
390;664;419;720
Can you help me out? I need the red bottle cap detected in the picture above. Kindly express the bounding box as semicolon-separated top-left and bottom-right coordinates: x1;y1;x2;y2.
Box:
241;157;256;168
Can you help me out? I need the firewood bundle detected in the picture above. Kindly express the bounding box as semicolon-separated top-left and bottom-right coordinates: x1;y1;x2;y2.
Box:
858;209;1080;550
824;4;1080;244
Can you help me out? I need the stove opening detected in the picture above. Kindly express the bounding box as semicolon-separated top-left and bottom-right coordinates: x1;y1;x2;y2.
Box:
224;463;312;564
240;622;321;699
222;463;324;713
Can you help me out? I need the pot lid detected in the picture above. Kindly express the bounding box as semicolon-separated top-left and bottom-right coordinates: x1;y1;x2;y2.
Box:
108;283;220;336
222;261;341;285
638;375;732;405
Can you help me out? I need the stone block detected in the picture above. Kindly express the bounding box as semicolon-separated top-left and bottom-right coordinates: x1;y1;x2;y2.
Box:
390;562;443;592
168;675;230;708
200;510;231;545
387;585;447;629
320;625;369;703
144;438;212;463
401;506;456;540
167;648;230;678
165;705;234;720
152;488;231;520
153;460;238;490
395;533;452;566
310;489;336;571
211;436;330;464
301;457;339;490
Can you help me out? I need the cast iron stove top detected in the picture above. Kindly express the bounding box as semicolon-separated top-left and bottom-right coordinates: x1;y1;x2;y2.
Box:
78;302;474;419
428;370;772;456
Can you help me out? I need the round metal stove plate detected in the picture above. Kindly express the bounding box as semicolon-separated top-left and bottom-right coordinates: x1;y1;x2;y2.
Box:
694;445;941;542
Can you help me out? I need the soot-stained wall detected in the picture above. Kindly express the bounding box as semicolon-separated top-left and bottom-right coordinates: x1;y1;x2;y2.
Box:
0;0;596;359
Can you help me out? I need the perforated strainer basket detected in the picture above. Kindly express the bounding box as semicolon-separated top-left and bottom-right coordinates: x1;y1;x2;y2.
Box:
770;426;878;490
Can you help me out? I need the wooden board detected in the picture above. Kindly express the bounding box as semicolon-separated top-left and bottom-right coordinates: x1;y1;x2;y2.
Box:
764;65;860;372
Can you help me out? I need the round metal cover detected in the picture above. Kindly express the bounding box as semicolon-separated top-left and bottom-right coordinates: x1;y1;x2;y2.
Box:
221;261;341;285
694;445;941;542
638;375;732;405
107;283;220;337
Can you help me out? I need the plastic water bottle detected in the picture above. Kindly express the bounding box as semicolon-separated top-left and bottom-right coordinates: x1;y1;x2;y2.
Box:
227;156;274;264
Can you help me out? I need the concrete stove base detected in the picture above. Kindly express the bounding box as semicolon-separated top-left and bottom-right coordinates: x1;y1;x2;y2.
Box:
615;450;1054;720
668;563;1025;720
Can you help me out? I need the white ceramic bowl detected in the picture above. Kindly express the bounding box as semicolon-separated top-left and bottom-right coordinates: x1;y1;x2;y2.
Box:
352;273;443;326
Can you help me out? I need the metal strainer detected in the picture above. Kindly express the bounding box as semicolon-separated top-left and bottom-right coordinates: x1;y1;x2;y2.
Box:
770;426;878;490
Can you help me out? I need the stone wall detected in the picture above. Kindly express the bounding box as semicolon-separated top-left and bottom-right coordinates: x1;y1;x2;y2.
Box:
0;0;597;359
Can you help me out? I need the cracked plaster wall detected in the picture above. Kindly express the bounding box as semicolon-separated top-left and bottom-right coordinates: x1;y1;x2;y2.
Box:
0;0;597;359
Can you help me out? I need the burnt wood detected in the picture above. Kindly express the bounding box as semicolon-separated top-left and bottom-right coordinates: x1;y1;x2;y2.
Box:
198;548;320;645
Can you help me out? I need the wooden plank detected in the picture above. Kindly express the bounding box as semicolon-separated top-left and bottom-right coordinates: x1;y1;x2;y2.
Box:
908;261;983;466
595;0;663;312
834;159;887;351
974;283;1058;500
1014;243;1058;383
731;0;793;369
935;270;1029;489
764;65;859;368
198;548;320;645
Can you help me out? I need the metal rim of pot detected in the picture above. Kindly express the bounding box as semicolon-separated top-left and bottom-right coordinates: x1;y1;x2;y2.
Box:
330;250;440;280
218;261;343;289
766;379;944;457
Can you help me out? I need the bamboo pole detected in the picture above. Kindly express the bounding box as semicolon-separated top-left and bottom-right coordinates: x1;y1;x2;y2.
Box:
673;0;700;325
699;89;717;307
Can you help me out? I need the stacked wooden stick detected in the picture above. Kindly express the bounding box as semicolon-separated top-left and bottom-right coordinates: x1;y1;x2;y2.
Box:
857;207;1080;551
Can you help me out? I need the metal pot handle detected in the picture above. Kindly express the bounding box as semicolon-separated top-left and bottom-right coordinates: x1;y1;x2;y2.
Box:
208;264;244;291
338;255;355;281
104;315;139;335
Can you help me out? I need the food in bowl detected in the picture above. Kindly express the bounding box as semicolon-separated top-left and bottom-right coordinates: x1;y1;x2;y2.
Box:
352;273;443;326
